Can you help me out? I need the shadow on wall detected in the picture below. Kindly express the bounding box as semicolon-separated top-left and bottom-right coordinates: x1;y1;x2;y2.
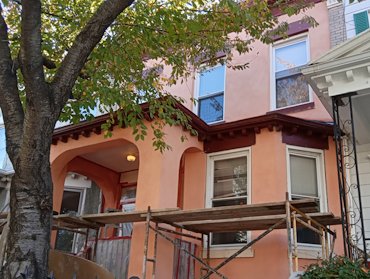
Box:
48;249;114;279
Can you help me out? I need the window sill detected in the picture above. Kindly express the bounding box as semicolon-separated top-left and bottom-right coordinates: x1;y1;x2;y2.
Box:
297;244;322;259
202;247;254;259
206;120;225;126
268;102;315;115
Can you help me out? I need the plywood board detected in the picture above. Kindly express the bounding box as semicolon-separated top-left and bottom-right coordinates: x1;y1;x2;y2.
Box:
178;213;341;233
148;199;319;223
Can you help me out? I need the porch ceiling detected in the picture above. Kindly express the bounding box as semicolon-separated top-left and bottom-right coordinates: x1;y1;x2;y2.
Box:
81;144;139;173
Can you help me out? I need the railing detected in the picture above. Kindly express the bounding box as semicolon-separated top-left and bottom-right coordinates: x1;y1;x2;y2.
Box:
332;94;369;263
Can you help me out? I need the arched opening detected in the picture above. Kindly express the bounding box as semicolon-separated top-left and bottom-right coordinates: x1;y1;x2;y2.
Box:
52;138;140;253
177;147;206;210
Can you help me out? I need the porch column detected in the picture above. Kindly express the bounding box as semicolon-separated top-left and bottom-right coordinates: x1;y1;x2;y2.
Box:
128;146;182;279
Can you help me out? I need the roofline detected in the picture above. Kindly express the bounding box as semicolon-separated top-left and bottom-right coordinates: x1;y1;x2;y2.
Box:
52;102;334;145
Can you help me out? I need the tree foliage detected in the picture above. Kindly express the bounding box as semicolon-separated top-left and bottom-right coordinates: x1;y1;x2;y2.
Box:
3;0;315;150
0;0;317;278
301;257;370;279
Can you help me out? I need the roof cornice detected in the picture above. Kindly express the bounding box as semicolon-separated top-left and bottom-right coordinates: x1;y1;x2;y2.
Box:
52;102;334;145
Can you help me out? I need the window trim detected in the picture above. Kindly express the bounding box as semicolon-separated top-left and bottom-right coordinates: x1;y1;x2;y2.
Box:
286;145;328;250
206;147;252;247
270;34;312;111
193;64;226;124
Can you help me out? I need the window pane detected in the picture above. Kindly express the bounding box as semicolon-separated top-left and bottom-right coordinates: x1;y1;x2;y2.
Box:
290;155;321;245
276;74;309;108
290;155;318;197
213;157;248;199
212;231;248;245
212;156;248;246
211;199;248;245
199;65;225;97
212;197;247;207
55;190;81;253
275;41;307;72
199;94;224;123
297;228;321;245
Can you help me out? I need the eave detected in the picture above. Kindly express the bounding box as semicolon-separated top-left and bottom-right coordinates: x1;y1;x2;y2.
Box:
52;102;334;150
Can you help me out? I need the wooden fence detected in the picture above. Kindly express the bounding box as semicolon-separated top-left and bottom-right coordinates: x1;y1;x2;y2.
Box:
95;237;131;279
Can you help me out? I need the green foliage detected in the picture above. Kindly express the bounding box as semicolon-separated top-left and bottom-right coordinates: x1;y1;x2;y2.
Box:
3;0;316;150
301;257;370;279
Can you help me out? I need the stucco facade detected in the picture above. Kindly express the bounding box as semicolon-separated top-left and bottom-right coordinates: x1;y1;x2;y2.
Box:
48;1;346;279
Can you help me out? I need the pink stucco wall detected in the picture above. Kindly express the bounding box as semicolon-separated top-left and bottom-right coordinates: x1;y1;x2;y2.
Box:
49;2;343;278
166;2;332;123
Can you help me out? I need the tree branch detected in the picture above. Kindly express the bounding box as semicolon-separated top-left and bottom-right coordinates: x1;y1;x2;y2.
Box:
0;6;24;163
52;0;135;110
20;0;48;99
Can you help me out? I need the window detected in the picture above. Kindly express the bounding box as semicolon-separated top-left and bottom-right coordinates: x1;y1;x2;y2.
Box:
55;188;85;253
354;10;370;35
287;147;327;245
206;149;250;245
272;37;310;110
195;65;225;123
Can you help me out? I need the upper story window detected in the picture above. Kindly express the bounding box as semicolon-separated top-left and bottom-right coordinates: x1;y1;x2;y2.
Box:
272;36;311;110
195;64;225;124
288;147;327;246
206;149;250;246
354;10;370;35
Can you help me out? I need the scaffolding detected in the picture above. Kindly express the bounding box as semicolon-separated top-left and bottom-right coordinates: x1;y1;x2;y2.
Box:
5;195;341;279
139;195;340;279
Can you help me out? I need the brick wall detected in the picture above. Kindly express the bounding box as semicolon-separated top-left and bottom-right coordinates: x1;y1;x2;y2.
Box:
328;2;347;48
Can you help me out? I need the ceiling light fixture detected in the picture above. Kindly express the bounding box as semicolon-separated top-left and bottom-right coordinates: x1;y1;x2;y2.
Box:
126;154;136;162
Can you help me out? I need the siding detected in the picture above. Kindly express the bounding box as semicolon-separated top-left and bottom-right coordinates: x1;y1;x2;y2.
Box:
344;0;370;39
350;143;370;243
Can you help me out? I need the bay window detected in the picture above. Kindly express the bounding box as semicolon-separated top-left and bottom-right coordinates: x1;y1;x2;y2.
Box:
206;149;250;245
288;147;327;246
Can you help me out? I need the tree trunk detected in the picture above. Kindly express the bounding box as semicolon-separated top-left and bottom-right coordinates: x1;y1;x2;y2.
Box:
1;108;56;279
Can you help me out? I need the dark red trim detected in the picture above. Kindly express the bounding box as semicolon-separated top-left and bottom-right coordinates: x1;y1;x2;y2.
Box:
52;103;334;153
204;133;256;153
282;130;329;149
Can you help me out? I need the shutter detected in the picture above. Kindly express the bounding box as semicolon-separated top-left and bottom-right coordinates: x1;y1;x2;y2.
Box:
354;11;370;35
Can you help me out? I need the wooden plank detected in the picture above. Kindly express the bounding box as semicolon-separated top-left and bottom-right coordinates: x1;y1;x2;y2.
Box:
82;208;180;224
53;215;102;229
148;199;319;223
178;213;341;233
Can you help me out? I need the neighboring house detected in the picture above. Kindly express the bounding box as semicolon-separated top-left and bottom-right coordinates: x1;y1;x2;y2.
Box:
344;0;370;39
303;28;370;261
49;2;347;279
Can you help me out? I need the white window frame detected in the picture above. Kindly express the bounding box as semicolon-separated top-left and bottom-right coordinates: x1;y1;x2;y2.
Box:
193;64;226;124
206;147;252;247
286;146;328;251
270;34;312;111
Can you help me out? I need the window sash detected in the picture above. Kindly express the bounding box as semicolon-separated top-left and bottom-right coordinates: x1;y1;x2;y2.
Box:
198;65;225;97
198;93;224;123
288;148;326;246
272;36;310;110
207;151;249;246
